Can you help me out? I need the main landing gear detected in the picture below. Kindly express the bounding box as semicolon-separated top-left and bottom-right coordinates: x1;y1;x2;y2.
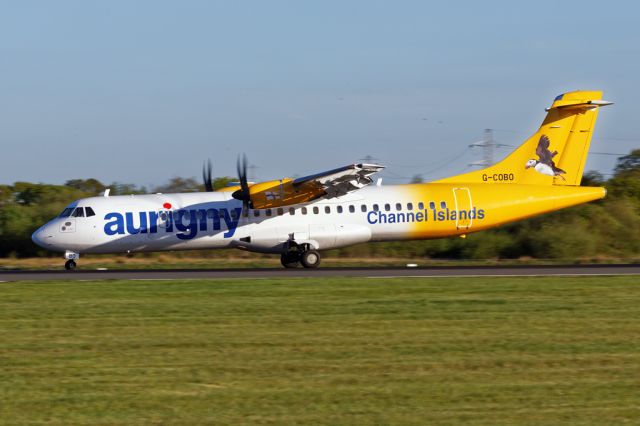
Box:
64;251;80;271
280;244;321;269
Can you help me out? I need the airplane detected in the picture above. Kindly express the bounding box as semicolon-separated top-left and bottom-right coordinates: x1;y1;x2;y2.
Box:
32;90;612;270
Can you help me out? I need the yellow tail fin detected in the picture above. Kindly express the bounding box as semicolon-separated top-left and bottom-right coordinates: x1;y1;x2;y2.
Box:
435;91;612;186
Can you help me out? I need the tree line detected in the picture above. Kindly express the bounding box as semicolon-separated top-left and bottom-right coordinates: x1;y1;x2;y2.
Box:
1;150;638;259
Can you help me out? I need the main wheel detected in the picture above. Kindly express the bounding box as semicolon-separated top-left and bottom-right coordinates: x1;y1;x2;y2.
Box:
280;252;300;268
301;250;321;269
64;260;77;271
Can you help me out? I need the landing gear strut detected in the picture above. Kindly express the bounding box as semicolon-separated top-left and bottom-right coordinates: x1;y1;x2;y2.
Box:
280;244;321;269
64;250;79;271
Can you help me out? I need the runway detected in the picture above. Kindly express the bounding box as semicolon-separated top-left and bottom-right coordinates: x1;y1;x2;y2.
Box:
0;264;639;282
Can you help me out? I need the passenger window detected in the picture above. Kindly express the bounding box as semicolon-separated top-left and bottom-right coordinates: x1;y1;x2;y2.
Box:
373;204;379;212
253;210;260;217
313;206;319;214
406;203;413;211
418;202;425;210
384;204;391;212
266;209;272;217
219;210;225;218
289;207;295;215
72;208;85;217
301;207;307;215
429;202;435;209
440;201;446;209
85;207;96;217
337;205;343;214
325;206;331;214
277;208;284;216
395;203;402;211
349;205;355;213
361;205;367;212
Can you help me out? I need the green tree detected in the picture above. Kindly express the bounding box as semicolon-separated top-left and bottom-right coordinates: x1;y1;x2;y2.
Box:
153;177;201;193
65;179;105;194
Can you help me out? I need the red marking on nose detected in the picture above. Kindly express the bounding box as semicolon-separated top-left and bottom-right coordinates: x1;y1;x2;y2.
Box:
163;202;172;209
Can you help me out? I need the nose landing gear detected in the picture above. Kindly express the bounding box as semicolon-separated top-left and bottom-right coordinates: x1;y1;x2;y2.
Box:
64;251;80;271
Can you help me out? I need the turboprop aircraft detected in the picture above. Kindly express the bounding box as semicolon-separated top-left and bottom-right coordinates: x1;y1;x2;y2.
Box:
32;90;611;270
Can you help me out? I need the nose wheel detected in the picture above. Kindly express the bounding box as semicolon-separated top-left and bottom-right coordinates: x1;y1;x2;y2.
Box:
64;251;80;271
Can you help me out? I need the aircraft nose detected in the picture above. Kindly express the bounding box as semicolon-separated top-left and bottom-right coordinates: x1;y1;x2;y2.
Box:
31;226;53;248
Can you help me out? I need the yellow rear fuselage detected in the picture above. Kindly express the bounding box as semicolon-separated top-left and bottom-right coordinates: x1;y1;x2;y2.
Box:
397;183;605;239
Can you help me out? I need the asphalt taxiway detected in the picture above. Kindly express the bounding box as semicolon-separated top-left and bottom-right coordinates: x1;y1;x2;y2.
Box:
0;264;638;282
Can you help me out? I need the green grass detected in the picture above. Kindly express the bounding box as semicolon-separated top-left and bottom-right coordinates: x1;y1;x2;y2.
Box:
0;277;639;425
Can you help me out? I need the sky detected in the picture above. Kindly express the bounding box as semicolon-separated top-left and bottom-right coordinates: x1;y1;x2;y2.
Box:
1;0;639;188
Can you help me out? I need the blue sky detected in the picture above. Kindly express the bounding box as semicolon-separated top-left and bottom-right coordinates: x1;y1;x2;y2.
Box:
1;1;638;187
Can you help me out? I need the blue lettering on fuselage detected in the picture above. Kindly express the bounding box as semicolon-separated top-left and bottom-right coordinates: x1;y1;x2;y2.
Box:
367;208;485;224
103;208;243;240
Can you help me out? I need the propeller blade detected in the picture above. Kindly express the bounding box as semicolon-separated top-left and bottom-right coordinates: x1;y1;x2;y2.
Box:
235;154;252;211
202;159;213;192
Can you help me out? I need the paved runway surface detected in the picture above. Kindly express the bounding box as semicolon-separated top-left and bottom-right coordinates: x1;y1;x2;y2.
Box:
1;264;639;281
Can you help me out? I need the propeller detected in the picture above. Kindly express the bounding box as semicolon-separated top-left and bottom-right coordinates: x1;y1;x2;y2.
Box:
233;154;253;211
202;159;213;192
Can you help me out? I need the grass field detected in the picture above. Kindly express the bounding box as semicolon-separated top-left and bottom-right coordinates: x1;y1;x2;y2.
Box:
0;276;638;425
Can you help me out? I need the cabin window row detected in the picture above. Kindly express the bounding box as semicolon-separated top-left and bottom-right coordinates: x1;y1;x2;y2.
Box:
251;201;447;217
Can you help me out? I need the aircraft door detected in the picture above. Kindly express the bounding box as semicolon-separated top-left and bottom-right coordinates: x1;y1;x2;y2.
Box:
452;188;473;230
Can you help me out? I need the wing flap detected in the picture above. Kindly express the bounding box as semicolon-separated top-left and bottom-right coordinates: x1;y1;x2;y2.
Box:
293;163;385;198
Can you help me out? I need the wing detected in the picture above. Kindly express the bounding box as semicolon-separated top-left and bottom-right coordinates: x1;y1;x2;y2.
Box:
243;163;385;209
293;163;385;198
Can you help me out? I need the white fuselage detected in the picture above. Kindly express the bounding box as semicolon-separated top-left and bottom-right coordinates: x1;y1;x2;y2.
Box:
32;185;433;255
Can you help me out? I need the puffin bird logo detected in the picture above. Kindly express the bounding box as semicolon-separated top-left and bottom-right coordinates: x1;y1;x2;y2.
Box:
525;135;566;179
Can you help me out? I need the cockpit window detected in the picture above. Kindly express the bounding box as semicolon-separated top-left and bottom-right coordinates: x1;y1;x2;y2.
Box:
72;207;85;217
85;207;96;217
59;208;73;218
